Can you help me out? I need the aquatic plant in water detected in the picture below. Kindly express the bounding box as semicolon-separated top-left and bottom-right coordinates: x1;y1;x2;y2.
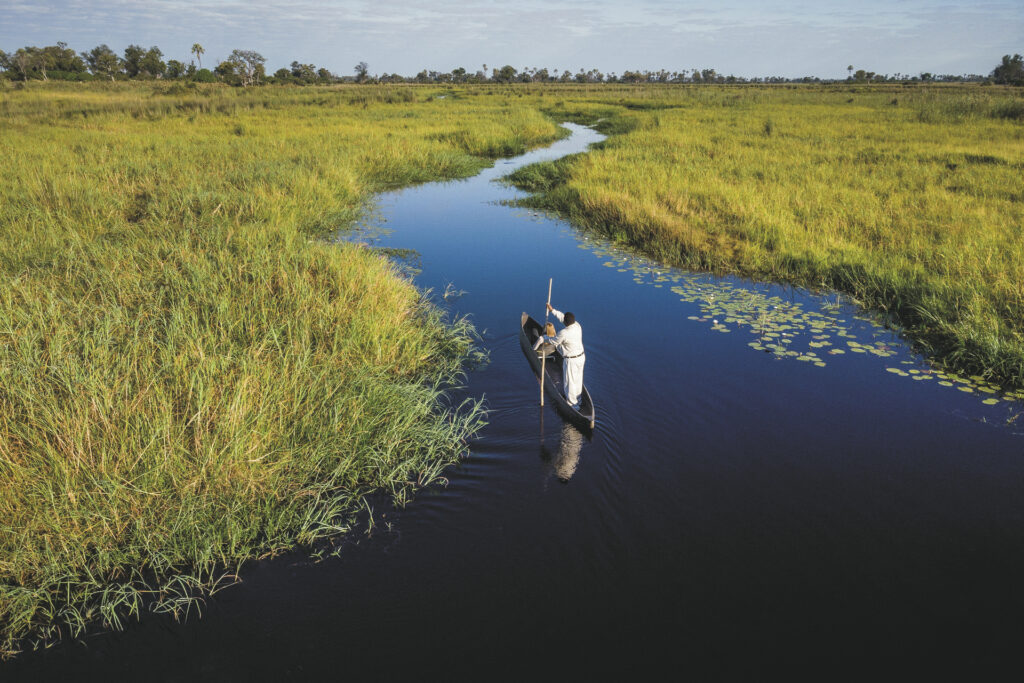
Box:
0;82;565;658
580;233;1024;411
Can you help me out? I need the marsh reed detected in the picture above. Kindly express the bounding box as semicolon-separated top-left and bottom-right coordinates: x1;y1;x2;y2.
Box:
0;82;562;655
509;84;1024;387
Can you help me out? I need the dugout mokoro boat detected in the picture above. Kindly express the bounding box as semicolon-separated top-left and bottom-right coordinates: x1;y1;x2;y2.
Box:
520;312;596;432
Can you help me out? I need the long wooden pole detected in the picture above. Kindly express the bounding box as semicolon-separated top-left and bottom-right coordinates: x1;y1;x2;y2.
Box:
540;278;553;406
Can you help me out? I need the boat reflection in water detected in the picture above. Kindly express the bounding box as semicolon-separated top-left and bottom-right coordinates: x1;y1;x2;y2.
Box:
541;422;586;482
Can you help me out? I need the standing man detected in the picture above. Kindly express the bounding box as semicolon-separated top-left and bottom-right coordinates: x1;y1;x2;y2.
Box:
543;302;585;408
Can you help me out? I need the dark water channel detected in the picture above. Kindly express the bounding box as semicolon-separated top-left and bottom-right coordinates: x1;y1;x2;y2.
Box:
9;125;1024;680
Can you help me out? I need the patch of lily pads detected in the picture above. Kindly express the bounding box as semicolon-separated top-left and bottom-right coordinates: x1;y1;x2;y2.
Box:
580;234;1024;410
883;363;1024;405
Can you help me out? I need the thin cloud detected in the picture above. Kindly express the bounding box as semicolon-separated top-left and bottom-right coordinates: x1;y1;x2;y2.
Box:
0;0;1019;77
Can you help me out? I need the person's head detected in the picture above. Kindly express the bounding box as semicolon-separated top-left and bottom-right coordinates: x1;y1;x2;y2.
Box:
564;312;576;325
545;322;556;336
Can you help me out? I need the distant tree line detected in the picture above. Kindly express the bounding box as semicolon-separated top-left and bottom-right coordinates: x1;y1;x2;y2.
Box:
0;42;326;85
0;42;1020;87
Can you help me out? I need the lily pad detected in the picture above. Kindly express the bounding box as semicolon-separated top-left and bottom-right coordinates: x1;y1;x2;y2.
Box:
580;231;1024;413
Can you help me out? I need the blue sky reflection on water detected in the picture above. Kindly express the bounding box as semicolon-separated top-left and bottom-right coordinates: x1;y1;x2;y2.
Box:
7;123;1024;682
346;127;1024;430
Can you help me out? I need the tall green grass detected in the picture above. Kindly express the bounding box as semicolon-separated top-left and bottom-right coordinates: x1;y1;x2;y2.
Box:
0;83;563;656
509;85;1024;387
5;79;1021;657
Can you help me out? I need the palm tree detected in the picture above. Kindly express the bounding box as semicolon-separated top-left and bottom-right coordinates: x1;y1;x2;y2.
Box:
192;43;205;70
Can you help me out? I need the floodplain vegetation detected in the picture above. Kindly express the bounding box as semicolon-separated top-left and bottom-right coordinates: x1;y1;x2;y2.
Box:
510;84;1024;388
1;79;1022;657
0;81;562;656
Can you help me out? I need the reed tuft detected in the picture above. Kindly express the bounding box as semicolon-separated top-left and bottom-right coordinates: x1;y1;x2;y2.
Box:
509;84;1024;387
0;82;563;656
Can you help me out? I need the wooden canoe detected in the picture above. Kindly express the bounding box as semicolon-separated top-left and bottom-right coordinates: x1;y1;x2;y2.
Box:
520;312;596;432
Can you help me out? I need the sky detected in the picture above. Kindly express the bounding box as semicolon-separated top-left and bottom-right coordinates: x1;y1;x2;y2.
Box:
1;0;1021;79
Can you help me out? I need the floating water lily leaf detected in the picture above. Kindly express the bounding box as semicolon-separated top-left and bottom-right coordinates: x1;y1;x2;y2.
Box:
574;230;1023;411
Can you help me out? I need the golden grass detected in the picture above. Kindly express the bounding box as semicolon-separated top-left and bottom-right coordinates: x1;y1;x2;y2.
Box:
3;78;1021;657
0;82;563;655
510;85;1024;385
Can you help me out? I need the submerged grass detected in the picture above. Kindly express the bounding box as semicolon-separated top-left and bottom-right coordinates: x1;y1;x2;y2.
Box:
509;85;1024;387
0;83;564;655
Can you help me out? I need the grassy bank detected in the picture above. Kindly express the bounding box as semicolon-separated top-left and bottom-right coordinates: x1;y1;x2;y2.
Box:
509;85;1024;388
0;82;564;655
3;79;1021;656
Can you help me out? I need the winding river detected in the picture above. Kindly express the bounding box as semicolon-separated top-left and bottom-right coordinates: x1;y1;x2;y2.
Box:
8;124;1024;680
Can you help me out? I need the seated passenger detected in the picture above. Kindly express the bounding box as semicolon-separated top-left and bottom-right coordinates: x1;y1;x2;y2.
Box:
533;322;558;358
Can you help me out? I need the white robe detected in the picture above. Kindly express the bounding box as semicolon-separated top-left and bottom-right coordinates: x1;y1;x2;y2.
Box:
543;309;585;407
